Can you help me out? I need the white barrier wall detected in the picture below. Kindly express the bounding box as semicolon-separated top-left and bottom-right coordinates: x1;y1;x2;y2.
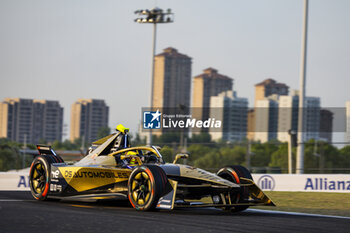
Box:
0;172;30;191
252;174;350;193
1;172;350;193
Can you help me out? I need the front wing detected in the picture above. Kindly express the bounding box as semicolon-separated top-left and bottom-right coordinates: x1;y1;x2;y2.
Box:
156;178;275;210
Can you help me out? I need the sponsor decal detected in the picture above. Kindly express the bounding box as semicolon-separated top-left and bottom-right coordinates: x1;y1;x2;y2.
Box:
304;178;350;191
50;184;62;192
257;175;275;191
51;170;59;179
63;170;129;179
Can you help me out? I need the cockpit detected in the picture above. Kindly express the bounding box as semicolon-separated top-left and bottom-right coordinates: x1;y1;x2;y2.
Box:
77;124;164;168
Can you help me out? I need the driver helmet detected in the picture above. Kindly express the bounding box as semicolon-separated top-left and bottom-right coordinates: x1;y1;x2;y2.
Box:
126;151;138;166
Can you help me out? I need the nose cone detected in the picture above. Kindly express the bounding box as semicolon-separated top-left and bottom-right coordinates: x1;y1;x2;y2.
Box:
160;164;239;188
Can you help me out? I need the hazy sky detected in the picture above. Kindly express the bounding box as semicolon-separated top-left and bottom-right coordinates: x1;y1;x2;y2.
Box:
0;0;349;138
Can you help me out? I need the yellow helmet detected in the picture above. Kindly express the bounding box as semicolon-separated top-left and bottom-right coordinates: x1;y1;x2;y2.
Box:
126;151;138;165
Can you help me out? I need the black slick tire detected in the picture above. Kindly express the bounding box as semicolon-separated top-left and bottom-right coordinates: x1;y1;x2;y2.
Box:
128;165;168;211
217;165;252;212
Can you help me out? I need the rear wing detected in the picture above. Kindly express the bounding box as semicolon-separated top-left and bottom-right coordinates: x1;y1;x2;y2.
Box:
36;145;57;156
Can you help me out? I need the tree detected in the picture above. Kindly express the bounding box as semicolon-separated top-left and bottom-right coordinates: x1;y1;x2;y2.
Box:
251;142;279;167
0;138;21;171
131;133;146;146
158;132;181;144
269;143;291;172
187;144;214;165
219;146;246;166
340;146;350;167
189;133;212;144
159;146;174;163
97;127;111;139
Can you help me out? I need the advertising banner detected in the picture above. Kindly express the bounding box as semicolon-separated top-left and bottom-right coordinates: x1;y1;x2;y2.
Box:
253;174;350;193
0;172;30;191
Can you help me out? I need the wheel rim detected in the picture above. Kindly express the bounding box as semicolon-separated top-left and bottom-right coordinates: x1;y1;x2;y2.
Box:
31;162;47;195
130;171;152;206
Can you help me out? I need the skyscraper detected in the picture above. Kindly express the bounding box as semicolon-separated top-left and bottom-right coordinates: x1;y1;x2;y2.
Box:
0;98;63;144
319;109;333;143
153;47;192;109
248;78;289;140
304;97;321;141
277;93;299;142
209;91;248;142
277;91;321;143
192;68;233;132
254;95;279;143
70;99;109;143
254;79;289;105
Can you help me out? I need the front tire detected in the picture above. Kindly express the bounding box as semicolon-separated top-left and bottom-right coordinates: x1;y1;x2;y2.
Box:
217;165;252;212
128;165;168;211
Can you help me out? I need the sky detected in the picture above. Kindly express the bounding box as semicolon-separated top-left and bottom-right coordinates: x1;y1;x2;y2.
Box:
0;0;349;139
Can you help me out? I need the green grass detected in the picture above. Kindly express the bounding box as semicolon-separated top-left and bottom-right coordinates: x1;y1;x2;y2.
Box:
252;191;350;217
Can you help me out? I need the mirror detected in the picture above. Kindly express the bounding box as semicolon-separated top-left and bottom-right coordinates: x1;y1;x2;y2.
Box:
173;153;189;164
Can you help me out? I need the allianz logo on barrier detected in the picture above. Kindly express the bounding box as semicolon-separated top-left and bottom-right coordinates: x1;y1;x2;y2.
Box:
304;178;350;191
257;175;275;191
17;176;29;188
257;175;350;191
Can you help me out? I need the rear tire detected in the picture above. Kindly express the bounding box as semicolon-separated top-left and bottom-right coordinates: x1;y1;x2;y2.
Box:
128;165;168;211
29;154;64;201
217;165;252;212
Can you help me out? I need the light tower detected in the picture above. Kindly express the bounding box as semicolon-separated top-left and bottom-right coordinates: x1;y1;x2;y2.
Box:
296;0;309;174
134;7;174;145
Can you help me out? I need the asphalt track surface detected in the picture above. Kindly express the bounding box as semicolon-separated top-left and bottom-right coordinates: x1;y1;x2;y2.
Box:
0;192;349;233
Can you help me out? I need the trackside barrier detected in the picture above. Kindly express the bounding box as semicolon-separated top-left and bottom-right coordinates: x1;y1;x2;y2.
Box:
252;174;350;193
0;172;30;191
1;172;350;193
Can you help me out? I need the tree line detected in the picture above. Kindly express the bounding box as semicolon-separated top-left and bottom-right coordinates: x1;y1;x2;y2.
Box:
1;131;350;173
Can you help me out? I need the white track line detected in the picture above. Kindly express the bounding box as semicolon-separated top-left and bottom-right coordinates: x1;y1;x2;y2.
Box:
248;209;350;220
0;199;30;202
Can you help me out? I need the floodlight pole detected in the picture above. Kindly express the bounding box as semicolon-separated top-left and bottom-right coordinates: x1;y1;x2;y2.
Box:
134;8;174;146
148;23;157;146
296;0;309;174
288;129;295;174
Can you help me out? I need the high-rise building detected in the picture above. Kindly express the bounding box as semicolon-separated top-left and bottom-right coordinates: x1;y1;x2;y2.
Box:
70;99;109;143
248;78;289;140
0;98;63;144
192;68;233;132
304;97;321;141
319;109;333;143
254;95;279;143
209;91;248;142
254;79;289;105
153;47;192;109
277;93;299;142
277;91;321;143
346;101;350;143
247;109;255;140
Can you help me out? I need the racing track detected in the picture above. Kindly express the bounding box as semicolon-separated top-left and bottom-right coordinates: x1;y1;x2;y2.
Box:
0;191;349;233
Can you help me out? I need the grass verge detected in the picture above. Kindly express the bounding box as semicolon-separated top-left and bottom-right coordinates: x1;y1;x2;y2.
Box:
252;191;350;217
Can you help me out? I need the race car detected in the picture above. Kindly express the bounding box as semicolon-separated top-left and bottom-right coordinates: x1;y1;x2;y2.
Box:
29;124;275;211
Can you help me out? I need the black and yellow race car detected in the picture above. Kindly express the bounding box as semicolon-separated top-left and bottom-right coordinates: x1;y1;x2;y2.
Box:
29;125;275;211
